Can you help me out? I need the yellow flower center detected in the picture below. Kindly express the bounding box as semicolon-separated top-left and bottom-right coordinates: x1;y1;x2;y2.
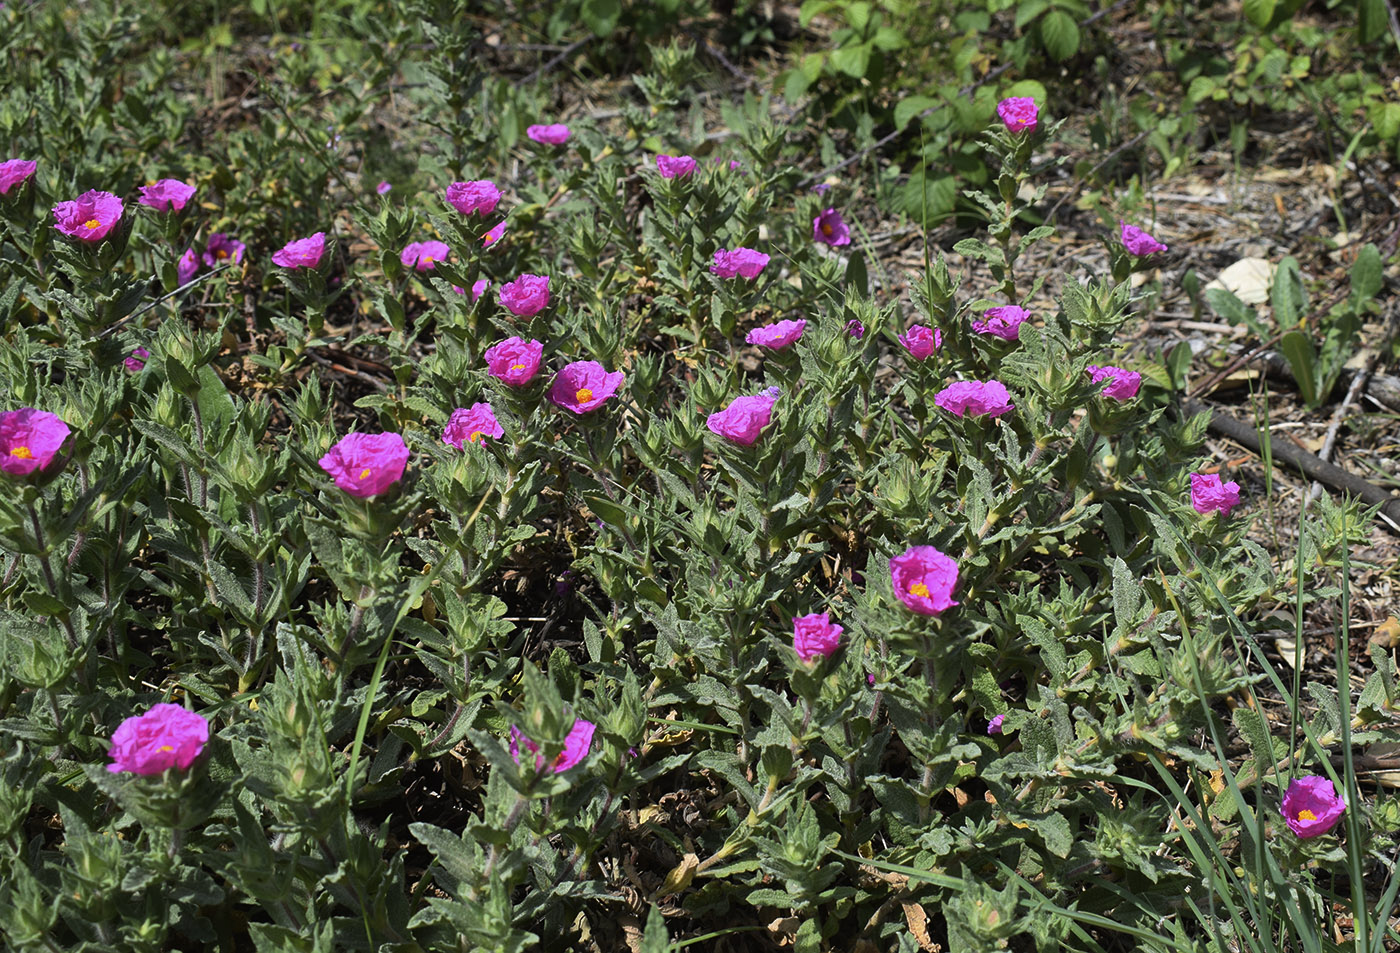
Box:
821;222;834;236
10;446;32;459
157;745;174;753
510;363;526;371
468;430;484;443
909;582;930;598
216;249;229;258
1297;809;1317;821
83;218;101;230
422;256;435;265
575;388;593;403
359;468;371;480
484;233;497;246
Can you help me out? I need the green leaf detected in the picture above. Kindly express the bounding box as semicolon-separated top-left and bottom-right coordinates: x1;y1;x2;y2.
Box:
640;904;670;953
1372;101;1400;141
1204;286;1269;338
1279;329;1319;407
1359;0;1387;43
1350;243;1382;303
1039;10;1080;62
1242;0;1277;28
1032;810;1073;858
894;95;938;132
579;0;621;37
829;42;872;78
845;253;868;297
1015;0;1051;30
1270;255;1306;328
1186;76;1218;106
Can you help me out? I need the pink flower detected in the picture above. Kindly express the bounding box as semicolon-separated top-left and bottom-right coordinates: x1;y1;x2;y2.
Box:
898;325;942;360
137;179;196;213
202;233;246;267
510;718;595;773
988;714;1006;735
106;703;210;775
485;337;544;386
813;208;851;246
124;347;151;373
846;319;865;339
997;96;1039;133
1120;220;1168;256
1189;472;1241;516
972;305;1030;340
1281;775;1346;838
52;190;124;243
317;432;410;498
445;180;501;216
177;247;200;284
401;240;450;272
527;123;571;145
890;545;960;615
272;232;326;269
935;380;1015;418
711;247;769;280
499;274;550;317
443;403;504;448
0;408;71;477
746;319;806;350
549;360;624;414
656;154;697;178
482;220;506;247
1087;364;1142;401
0;158;37;195
454;278;490;302
376;180;392;195
706;388;780;446
793;612;843;662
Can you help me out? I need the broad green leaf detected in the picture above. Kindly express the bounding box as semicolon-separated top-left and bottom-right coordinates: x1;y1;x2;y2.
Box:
1279;329;1319;407
894;95;938;131
1242;0;1277;28
1350;243;1382;303
1039;10;1080;62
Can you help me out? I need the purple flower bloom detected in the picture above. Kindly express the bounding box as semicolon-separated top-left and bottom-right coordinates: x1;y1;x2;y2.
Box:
0;408;71;477
813;208;851;246
898;325;942;361
177;247;200;284
745;318;806;350
972;305;1030;341
138;179;196;214
845;319;865;339
527;123;571;145
1120;220;1168;256
549;360;624;414
706;389;779;446
793;612;843;662
124;347;151;373
482;220;506;247
812;182;833;195
202;233;246;268
510;718;595;773
988;714;1006;735
445;180;501;216
1281;775;1346;838
935;380;1015;418
0;158;37;195
499;274;550;317
655;154;697;178
401;240;450;272
376;180;392;195
1087;364;1142;401
106;703;210;775
711;247;769;279
271;232;327;269
318;432;410;498
443;403;504;448
890;545;960;615
997;96;1039;133
453;278;490;302
53;190;123;243
1189;472;1240;516
485;337;544;386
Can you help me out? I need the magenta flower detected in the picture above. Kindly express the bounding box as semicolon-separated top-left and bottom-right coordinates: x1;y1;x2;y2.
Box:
812;182;833;195
499;274;550;317
124;347;151;373
443;403;504;448
510;718;595;773
177;247;200;284
655;154;697;179
272;232;327;269
485;337;544;386
445;180;501;216
793;612;843;662
483;220;506;247
898;325;942;361
988;714;1006;735
706;388;780;446
935;380;1015;418
1281;775;1346;838
0;408;71;477
53;190;123;243
711;247;769;280
549;360;625;414
846;319;865;339
890;545;960;615
1189;472;1241;516
318;432;410;498
1087;364;1142;401
454;278;490;302
746;319;806;350
813;208;851;246
972;305;1030;341
401;240;450;272
106;703;210;775
376;180;392;195
527;123;571;145
202;233;246;268
996;96;1039;133
1120;220;1168;256
138;179;196;214
0;158;37;195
